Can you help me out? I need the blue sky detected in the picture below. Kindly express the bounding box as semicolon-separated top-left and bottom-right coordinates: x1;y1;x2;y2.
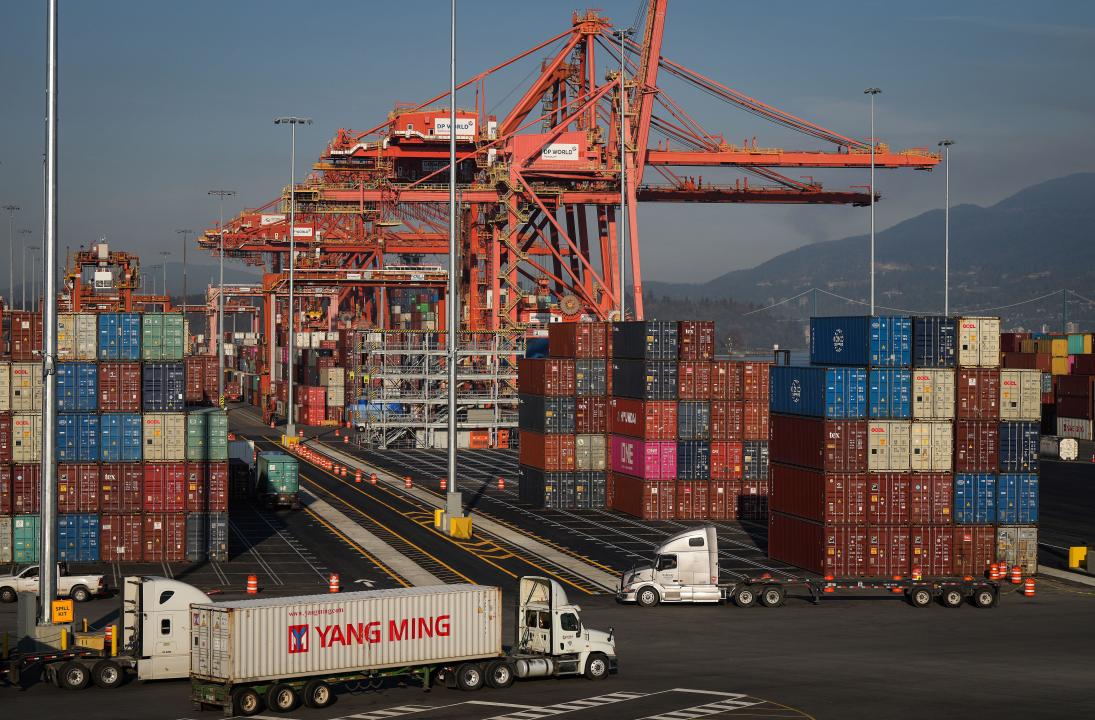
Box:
2;1;1093;283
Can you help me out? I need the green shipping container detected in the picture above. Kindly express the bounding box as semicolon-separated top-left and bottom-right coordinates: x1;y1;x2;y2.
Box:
1067;333;1092;355
13;515;40;563
142;313;186;361
186;408;230;461
257;452;300;496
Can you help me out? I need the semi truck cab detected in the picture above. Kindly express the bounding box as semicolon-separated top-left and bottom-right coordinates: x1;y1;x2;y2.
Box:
121;576;213;680
617;526;723;605
513;576;617;679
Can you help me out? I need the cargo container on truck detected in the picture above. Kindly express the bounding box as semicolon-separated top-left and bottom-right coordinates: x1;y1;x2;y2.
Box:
256;451;302;510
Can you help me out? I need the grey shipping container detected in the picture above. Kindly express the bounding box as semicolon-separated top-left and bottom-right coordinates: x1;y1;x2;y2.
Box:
611;360;678;400
743;440;769;481
574;359;608;396
518;394;575;434
575;471;607;509
186;512;229;563
677;401;711;440
612;321;678;360
0;516;11;563
574;434;606;471
996;526;1037;575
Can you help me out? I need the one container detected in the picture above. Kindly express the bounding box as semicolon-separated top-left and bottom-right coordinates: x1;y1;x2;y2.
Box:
677;361;713;400
674;480;710;521
909;421;953;472
954;473;996;524
711;360;743;401
57;413;100;463
768;512;867;577
769;463;867;524
186;408;230;461
769;366;867;419
999;369;1041;421
574;396;607;434
518;395;575;435
574;434;606;471
996;473;1038;524
57;513;100;562
909;473;953;525
769;415;867;473
612;321;678;360
142;513;186;562
10;363;43;411
952;525;995;576
677;321;715;361
57;464;100;513
57;362;99;412
98;312;142;361
12;413;42;463
609;473;675;520
607;398;677;440
611;359;678;400
609;436;676;479
867;526;911;577
143;413;187;461
186;512;229;563
519;432;576;471
710;441;744;480
909;525;954;576
868;369;912;419
99;413;143;462
677;401;711;440
13;514;40;563
100;513;143;561
143;362;186;412
676;440;710;480
867;473;910;525
58;313;98;361
185;462;230;513
999;421;1039;472
912;316;957;368
548;322;609;358
517;358;576;396
98;362;142;412
574;359;608;396
957;317;1001;367
867;421;911;471
996;526;1037;575
911;369;955;420
710;401;744;441
100;464;143;513
955;420;999;472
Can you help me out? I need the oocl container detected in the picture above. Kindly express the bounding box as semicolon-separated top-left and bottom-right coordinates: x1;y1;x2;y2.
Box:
519;431;576;471
58;313;98;361
98;362;142;412
10;363;43;411
868;369;912;419
912;316;957;368
999;369;1041;421
958;317;1000;368
12;413;42;463
1057;416;1093;441
911;369;955;420
867;421;911;471
99;413;143;462
954;473;996;524
769;366;867;419
770;463;867;524
57;464;100;513
607;398;677;440
612;320;678;360
0;362;9;412
143;413;187;461
909;421;953;471
609;436;676;479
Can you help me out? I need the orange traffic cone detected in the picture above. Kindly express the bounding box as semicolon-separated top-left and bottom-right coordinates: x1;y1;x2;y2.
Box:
370;473;378;485
1010;565;1022;584
355;469;362;484
404;475;412;489
440;477;447;491
1022;577;1036;597
247;575;259;594
497;476;505;490
328;574;340;593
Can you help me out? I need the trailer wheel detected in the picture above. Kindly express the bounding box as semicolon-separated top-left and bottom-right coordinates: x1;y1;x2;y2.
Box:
0;586;16;603
941;588;964;608
584;653;609;681
908;587;933;608
486;660;515;689
303;679;334;708
70;586;91;603
267;683;299;712
636;586;660;608
456;663;485;691
972;586;997;609
759;585;785;608
58;661;91;690
232;686;264;716
91;659;124;689
732;585;757;608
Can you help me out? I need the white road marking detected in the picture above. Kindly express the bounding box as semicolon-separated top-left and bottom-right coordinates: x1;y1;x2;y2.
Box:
485;691;649;719
340;705;437;719
638;696;760;720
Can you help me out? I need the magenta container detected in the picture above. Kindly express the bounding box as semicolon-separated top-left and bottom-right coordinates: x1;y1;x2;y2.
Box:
610;435;677;479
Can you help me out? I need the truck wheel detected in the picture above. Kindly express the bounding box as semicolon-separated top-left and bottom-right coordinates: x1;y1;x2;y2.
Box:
636;586;660;608
0;587;16;603
92;659;124;689
232;687;264;716
58;661;91;690
908;587;933;608
456;663;485;691
759;585;785;608
70;586;91;603
486;660;514;689
941;588;964;608
303;679;334;708
972;586;997;609
267;683;299;712
584;653;610;681
732;585;757;608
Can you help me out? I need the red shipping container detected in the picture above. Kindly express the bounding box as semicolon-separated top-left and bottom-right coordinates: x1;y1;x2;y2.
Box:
518;358;576;396
768;512;867;576
710;361;743;401
867;526;911;576
769;415;867;473
143;463;186;513
1001;352;1051;372
955;420;999;472
708;480;740;520
609;473;675;520
548;322;609;358
1072;354;1095;375
184;356;206;404
607;398;677;440
675;480;710;521
677;361;713;400
519;432;576;471
100;463;143;513
742;401;769;441
909;525;954;577
185;462;230;513
710;401;744;441
957;368;1000;419
203;356;221;403
909;474;938;525
926;473;954;525
1056;396;1093;420
770;463;866;524
953;525;995;576
57;464;100;513
677;321;715;361
710;440;744;480
0;413;10;463
12;464;40;514
739;480;770;521
575;396;607;434
741;362;771;402
0;466;10;513
867;473;910;525
9;311;43;361
1056;374;1095;398
98;362;142;412
101;514;142;561
143;513;186;562
1000;333;1026;354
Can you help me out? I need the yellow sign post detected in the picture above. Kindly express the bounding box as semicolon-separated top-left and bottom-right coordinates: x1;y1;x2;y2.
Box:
51;599;74;624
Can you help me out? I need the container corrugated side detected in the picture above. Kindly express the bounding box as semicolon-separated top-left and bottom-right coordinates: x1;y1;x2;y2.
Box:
810;316;870;366
769;366;867;419
769;415;867;472
191;585;503;683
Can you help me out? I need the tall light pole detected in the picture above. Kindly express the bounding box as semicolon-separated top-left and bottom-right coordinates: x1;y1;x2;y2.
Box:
938;139;954;315
274;116;312;436
864;87;881;315
29;250;41;311
19;229;33;308
444;0;463;525
3;205;19;309
613;27;634;320
209;190;236;408
159;251;171;304
177;229;192;315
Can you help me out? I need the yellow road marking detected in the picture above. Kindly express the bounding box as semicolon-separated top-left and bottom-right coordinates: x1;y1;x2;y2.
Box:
301;507;410;588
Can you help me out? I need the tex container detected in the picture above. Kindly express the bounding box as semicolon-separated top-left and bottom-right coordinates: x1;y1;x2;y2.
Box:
186;409;229;461
100;413;143;462
609;436;676;479
257;452;299;495
574;359;608;396
769;415;867;472
770;463;867;524
999;369;1041;421
519;431;576;471
518;395;575;434
607;397;677;440
742;440;769;481
143;362;186;411
958;317;1000;367
955;473;996;524
13;514;40;563
867;421;911;472
677;401;711;440
58;312;98;361
98;312;142;360
548;322;609;358
57;363;99;412
868;369;912;419
143;413;187;461
911;369;955;420
770;366;867;419
612;320;678;360
517;358;575;396
186;512;229;563
143;513;186;562
100;464;143;513
768;512;867;577
608;473;675;520
57;464;100;513
999;421;1039;472
996;526;1037;575
996;473;1038;524
912;316;957;368
677;321;715;361
57;413;100;463
142;312;186;361
676;440;710;480
809;316;911;367
98;362;142;412
57;513;100;562
191;585;503;685
100;513;142;561
611;359;678;400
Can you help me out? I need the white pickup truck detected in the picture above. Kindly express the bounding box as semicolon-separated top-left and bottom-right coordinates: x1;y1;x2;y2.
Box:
0;565;107;603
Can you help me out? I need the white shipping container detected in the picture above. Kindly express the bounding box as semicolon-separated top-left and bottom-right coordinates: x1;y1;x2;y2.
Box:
143;413;187;461
575;434;607;471
311;332;326;347
996;526;1037;575
191;585;502;684
12;413;43;463
910;421;953;471
294;332;311;350
868;420;911;471
0;362;9;413
58;313;98;360
911;369;955;420
0;516;11;564
958;316;1001;368
999;369;1041;421
1057;416;1093;441
319;367;345;387
326;331;340;342
326;385;345;407
10;363;43;412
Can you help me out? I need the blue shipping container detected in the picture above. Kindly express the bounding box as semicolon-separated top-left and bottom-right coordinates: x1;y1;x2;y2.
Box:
769;366;867;419
999;421;1039;472
57;513;100;562
955;473;996;524
996;473;1038;524
143;362;186;412
870;316;912;367
100;413;143;462
869;369;912;419
676;441;710;480
57;362;99;412
98;312;142;361
913;316;957;368
810;316;911;367
57;413;101;463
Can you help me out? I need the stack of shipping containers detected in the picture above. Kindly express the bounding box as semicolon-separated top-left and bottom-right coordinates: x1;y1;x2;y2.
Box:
769;315;1039;577
268;331;352;426
0;309;229;566
1000;331;1095;440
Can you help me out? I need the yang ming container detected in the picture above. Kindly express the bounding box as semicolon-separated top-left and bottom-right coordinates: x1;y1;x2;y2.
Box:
611;359;677;400
612;321;678;360
769;366;867;419
999;421;1039;472
518;395;575;434
608;398;676;439
912;316;956;368
869;369;911;418
769;415;867;472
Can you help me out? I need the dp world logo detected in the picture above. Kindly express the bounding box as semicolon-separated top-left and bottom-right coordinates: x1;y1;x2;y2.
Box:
832;328;845;353
288;624;309;654
790;379;802;404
